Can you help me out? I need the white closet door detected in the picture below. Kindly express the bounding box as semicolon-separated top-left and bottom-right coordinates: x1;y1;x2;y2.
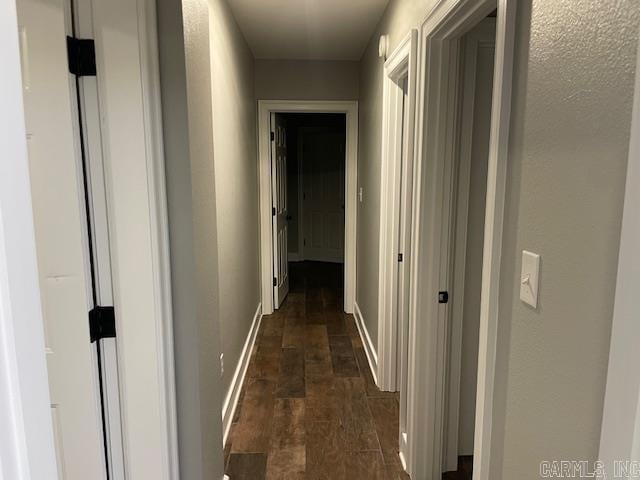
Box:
18;0;107;478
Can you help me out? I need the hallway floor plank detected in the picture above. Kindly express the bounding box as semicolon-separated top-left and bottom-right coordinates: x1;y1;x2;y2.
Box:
224;262;410;480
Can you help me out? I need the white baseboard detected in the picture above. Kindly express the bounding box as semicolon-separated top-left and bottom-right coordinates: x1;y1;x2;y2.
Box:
353;302;378;385
222;303;262;444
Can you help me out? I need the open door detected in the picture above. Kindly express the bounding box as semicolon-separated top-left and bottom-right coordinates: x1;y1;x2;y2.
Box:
17;0;108;477
271;113;289;308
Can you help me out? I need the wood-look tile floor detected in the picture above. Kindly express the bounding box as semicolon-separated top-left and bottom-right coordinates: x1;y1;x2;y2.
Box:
224;262;410;480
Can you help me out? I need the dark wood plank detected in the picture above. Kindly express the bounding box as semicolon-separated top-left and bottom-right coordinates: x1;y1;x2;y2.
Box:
345;451;387;480
368;397;401;466
354;347;396;398
306;420;346;480
335;377;379;450
227;453;268;480
282;324;306;348
276;348;305;398
231;378;277;453
305;348;333;376
266;446;305;479
262;316;285;336
270;398;305;449
328;335;354;356
331;354;360;377
305;325;329;349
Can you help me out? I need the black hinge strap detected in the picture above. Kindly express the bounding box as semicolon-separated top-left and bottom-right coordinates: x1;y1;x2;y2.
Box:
89;306;116;343
67;36;97;77
273;277;277;287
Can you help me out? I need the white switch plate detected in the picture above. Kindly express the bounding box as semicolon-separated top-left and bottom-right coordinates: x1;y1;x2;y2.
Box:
520;250;540;308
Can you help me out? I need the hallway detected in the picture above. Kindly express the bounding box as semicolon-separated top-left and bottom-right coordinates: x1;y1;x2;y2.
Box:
224;262;409;479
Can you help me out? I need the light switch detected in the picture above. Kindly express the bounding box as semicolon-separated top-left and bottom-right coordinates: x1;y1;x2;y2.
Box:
520;250;540;308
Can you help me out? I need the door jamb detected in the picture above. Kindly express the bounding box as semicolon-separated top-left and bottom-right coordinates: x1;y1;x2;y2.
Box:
444;19;496;473
258;100;358;314
407;1;517;479
598;32;640;476
377;30;418;393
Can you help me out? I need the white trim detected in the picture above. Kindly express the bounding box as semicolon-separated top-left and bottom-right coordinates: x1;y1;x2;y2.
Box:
222;303;263;444
377;30;418;392
0;2;58;476
407;1;516;478
90;0;178;477
598;33;640;477
353;302;378;385
258;100;358;315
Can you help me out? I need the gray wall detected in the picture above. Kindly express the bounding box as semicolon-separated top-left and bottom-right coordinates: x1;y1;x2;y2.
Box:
208;0;261;398
356;0;434;345
493;2;638;478
157;0;225;477
255;59;359;100
357;0;639;476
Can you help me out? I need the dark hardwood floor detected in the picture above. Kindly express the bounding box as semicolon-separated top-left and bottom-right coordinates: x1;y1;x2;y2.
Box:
224;261;410;479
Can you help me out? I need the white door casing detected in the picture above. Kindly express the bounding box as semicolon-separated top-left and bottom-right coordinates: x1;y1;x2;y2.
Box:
406;1;517;478
258;101;358;315
17;0;107;477
301;129;345;263
271;113;290;308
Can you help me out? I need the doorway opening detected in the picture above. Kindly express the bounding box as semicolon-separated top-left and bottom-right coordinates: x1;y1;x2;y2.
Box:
258;101;358;316
443;15;496;480
405;1;516;478
271;113;346;308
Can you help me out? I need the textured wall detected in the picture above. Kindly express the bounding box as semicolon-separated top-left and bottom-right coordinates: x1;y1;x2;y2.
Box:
356;0;437;346
255;59;359;100
157;0;226;477
207;0;261;399
493;2;639;478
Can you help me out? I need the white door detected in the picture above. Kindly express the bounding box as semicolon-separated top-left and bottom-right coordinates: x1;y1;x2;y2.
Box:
18;0;107;478
302;130;345;263
272;113;289;308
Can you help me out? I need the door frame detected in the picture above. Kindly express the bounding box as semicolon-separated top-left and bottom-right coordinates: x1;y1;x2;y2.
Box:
258;100;358;314
377;30;418;394
444;18;496;473
406;1;516;479
598;33;640;477
2;0;179;478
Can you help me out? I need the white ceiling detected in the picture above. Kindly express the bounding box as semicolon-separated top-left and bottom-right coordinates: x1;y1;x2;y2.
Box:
227;0;390;61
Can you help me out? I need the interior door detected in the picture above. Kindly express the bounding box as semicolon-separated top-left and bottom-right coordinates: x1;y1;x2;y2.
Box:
272;113;289;308
302;130;346;263
17;0;107;478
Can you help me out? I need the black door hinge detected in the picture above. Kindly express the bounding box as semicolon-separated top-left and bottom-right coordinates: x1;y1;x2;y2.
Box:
273;277;277;287
89;306;116;343
66;36;97;77
270;131;275;141
398;253;403;262
438;291;449;304
272;207;276;216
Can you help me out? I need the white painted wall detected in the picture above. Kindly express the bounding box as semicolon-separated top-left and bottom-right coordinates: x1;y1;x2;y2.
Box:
255;59;359;100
